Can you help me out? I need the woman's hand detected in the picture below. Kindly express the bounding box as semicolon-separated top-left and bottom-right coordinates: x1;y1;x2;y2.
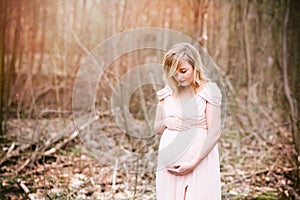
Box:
167;162;196;176
163;116;189;131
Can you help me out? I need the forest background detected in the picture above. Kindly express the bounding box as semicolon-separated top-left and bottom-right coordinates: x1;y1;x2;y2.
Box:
0;0;299;199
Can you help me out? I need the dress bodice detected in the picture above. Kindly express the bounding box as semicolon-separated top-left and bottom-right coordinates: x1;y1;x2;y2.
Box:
156;82;222;130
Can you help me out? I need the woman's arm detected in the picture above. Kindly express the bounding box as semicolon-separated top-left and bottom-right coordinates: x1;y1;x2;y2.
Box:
190;102;222;167
154;101;166;135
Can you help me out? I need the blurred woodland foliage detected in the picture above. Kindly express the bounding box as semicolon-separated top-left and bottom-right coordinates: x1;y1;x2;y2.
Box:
0;0;299;199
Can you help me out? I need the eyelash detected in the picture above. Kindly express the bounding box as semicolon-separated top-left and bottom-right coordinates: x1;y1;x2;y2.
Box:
180;70;187;73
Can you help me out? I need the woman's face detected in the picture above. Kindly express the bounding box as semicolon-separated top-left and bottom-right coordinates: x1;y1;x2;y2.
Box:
173;60;194;87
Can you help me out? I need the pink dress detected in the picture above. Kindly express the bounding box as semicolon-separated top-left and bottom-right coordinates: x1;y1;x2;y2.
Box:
156;82;222;200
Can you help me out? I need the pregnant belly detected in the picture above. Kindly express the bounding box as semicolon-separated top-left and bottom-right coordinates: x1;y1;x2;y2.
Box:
158;129;179;150
157;128;206;169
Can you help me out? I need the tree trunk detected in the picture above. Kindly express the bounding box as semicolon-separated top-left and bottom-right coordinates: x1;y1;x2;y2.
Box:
282;0;299;185
0;0;8;135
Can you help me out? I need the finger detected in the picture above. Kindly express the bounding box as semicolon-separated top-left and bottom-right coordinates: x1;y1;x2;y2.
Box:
173;164;180;169
167;168;179;173
179;122;190;129
175;171;185;176
167;169;177;175
176;122;189;129
167;168;177;172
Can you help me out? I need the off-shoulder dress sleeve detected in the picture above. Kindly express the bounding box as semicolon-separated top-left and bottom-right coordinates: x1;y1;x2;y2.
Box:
156;86;173;101
199;82;222;106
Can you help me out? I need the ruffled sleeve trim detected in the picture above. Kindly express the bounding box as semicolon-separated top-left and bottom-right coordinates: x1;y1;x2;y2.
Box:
198;82;222;106
156;86;173;101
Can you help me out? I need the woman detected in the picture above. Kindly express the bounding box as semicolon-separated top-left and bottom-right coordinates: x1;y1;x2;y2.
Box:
154;43;222;199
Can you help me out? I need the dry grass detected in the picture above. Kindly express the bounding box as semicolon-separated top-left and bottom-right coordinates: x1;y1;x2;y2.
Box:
0;102;298;200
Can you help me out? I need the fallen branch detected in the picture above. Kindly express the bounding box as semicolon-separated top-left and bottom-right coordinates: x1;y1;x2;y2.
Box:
43;130;79;156
0;143;31;166
227;165;300;187
17;179;34;200
11;115;99;174
0;142;15;165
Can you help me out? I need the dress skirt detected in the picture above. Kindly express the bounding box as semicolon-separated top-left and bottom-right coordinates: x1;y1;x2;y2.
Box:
156;128;221;200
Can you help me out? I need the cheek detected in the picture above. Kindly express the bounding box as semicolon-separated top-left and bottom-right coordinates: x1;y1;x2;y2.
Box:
186;70;194;79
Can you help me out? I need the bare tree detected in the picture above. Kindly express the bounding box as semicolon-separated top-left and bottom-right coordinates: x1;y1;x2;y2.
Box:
0;0;8;135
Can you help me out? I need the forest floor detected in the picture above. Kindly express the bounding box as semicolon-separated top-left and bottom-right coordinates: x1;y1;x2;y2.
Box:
0;116;299;200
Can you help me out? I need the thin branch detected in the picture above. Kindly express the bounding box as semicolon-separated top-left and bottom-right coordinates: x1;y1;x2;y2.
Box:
282;0;299;154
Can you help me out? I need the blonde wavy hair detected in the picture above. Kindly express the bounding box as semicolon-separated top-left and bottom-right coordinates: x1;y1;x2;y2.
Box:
162;43;210;93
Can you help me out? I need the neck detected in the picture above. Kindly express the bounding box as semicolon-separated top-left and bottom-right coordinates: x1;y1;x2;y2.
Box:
178;85;196;95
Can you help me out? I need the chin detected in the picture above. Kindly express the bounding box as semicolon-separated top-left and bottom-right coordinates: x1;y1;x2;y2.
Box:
179;82;190;87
